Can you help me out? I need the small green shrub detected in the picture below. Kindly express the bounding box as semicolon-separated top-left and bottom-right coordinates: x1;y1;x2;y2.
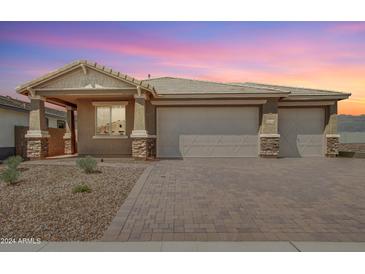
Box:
0;168;20;185
4;155;23;170
76;156;97;173
72;184;92;193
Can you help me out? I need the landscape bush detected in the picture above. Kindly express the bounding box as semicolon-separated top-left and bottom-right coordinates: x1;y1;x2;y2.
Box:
76;156;97;174
72;184;92;193
4;155;23;170
0;167;20;185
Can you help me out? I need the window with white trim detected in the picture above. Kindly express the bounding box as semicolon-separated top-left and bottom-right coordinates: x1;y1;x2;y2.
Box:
94;102;127;136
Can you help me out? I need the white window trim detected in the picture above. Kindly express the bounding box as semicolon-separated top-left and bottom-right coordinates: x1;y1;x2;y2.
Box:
93;101;128;138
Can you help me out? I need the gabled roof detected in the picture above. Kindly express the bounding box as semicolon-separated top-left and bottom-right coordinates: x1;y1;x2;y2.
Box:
237;82;351;97
143;77;289;95
16;60;156;94
15;60;351;100
0;95;66;118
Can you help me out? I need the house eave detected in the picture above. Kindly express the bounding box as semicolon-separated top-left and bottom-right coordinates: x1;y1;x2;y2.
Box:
151;99;268;106
0;102;65;119
0;104;29;113
154;92;290;99
283;94;351;101
278;101;337;107
44;113;67;119
36;88;138;97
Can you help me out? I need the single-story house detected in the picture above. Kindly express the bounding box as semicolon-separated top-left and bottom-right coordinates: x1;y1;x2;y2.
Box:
0;95;66;160
15;60;350;160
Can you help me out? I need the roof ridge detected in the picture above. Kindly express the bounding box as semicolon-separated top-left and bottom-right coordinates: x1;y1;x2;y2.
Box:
144;76;270;89
142;76;174;81
230;82;290;93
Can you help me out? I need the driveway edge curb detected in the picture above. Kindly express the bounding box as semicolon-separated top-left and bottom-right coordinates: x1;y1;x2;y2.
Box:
101;165;155;241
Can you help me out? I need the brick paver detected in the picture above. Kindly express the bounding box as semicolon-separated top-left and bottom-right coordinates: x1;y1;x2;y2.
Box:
103;158;365;241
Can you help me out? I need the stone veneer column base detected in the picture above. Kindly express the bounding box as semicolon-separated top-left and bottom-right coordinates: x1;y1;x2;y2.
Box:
64;138;73;155
326;134;340;157
259;134;280;158
132;138;156;159
26;138;48;160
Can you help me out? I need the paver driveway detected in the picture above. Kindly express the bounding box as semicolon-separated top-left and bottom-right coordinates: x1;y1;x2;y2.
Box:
103;158;365;242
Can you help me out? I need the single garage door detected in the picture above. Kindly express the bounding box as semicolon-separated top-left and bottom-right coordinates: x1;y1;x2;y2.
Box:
279;108;325;157
157;107;259;158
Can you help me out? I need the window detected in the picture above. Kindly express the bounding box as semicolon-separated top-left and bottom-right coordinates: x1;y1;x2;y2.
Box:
93;102;127;137
45;118;49;128
57;120;65;129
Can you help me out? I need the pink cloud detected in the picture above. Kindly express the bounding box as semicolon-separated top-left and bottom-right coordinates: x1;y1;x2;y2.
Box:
330;22;365;33
2;27;356;69
1;24;364;115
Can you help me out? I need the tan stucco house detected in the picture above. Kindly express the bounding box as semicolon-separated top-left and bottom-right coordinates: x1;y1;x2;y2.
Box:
16;60;350;160
0;95;66;160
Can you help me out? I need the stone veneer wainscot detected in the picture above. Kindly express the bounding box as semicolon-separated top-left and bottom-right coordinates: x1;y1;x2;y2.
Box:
259;134;280;158
132;138;156;159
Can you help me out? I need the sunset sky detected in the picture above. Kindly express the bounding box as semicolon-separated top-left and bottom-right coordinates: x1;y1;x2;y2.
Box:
0;21;364;114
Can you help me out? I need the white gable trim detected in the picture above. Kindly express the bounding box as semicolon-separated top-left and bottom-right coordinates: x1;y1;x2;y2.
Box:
16;60;156;95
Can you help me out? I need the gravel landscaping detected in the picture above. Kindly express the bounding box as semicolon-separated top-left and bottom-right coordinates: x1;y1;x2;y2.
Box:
0;164;145;241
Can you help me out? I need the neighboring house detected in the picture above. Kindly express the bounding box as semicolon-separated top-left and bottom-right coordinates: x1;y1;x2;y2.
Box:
0;95;66;160
15;60;350;160
337;115;365;155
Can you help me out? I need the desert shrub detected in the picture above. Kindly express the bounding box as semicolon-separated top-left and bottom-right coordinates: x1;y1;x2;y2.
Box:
0;168;20;185
72;184;92;193
4;155;23;170
76;156;97;174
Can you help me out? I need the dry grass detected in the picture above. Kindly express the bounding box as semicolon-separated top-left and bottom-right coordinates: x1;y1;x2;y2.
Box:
0;164;144;241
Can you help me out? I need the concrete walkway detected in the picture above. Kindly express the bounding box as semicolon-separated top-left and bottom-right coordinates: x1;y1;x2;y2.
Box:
1;241;365;252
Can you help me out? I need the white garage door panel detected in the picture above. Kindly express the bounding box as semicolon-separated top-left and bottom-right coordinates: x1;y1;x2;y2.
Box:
157;107;259;157
279;108;324;157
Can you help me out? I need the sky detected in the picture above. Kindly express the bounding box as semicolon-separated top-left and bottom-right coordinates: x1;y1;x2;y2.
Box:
0;21;364;115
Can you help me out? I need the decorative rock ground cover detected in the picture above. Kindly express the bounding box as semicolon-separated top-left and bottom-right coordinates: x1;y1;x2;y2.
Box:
0;164;144;241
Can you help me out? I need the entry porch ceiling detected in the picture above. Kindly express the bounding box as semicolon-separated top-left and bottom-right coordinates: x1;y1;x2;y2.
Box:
45;94;136;107
36;87;138;106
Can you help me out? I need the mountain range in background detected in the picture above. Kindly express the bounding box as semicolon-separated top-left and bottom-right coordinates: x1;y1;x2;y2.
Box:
338;115;365;132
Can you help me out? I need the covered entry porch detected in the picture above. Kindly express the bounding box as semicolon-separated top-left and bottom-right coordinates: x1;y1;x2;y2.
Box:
16;60;156;160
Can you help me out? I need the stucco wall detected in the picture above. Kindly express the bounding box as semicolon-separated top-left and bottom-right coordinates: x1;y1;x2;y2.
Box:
76;99;135;156
259;99;278;134
0;108;64;148
0;108;29;148
145;100;156;135
0;105;65;160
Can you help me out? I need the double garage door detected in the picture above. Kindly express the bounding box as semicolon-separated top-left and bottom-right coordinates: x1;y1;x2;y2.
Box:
278;108;325;157
157;106;325;158
157;107;259;157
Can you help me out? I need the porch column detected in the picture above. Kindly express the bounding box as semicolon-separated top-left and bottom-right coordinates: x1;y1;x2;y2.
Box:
325;102;339;157
63;106;76;155
130;91;156;159
25;96;50;160
259;99;280;158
